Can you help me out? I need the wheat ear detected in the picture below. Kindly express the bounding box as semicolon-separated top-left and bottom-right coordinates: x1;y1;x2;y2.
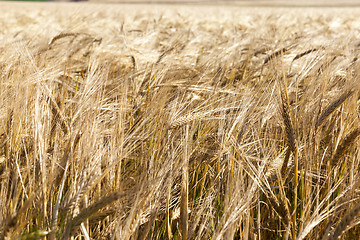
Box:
63;191;126;238
293;48;318;61
330;127;360;167
280;90;296;180
329;202;360;240
265;190;291;225
315;90;354;129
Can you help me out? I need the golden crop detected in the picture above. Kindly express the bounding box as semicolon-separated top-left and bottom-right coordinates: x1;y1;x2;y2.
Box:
1;2;360;239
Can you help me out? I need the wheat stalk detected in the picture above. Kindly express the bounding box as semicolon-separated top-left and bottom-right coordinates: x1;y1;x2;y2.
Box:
180;124;190;240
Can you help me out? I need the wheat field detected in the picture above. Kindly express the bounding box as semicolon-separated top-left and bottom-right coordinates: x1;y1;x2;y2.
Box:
1;2;360;239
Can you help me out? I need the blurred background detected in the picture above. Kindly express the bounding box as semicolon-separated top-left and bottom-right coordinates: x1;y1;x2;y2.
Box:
1;0;359;7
